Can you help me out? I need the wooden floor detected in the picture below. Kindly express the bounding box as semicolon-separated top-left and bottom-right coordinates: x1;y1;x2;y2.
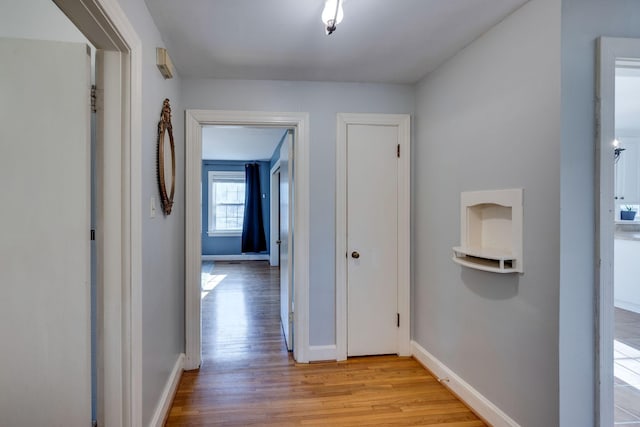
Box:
166;261;485;426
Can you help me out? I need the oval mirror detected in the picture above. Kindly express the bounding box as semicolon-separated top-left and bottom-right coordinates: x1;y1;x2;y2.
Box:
157;98;175;215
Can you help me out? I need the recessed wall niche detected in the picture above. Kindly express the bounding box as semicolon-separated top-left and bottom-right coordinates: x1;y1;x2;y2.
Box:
452;188;523;273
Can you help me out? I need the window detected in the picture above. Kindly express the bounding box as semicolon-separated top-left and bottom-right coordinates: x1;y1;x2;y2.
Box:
208;171;245;236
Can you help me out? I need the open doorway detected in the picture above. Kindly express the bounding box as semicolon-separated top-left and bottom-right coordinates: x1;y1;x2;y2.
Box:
612;61;640;425
597;37;640;426
185;110;311;369
199;126;293;362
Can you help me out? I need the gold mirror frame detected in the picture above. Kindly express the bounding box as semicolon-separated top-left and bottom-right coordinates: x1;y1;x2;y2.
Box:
157;98;176;215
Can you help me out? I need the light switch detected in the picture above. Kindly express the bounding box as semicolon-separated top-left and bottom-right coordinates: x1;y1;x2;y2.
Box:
150;196;157;218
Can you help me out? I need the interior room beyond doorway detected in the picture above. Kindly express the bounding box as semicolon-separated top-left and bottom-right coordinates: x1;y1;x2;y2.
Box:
200;125;293;356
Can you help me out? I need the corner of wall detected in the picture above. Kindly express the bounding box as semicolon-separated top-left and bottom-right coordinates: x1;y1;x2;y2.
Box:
411;342;521;427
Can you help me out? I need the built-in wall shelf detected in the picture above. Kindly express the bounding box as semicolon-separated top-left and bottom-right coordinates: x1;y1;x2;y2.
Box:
452;188;524;274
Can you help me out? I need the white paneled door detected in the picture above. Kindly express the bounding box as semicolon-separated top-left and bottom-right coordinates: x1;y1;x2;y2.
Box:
347;124;399;356
0;38;91;425
280;132;294;351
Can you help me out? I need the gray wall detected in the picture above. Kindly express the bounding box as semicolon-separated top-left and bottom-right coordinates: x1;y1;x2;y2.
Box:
182;79;415;345
114;0;185;425
270;134;287;169
201;160;271;256
560;0;640;425
413;0;561;425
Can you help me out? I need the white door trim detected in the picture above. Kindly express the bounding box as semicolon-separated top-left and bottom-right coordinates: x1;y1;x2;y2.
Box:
53;0;142;425
270;162;281;267
335;113;411;361
185;110;311;367
596;37;640;427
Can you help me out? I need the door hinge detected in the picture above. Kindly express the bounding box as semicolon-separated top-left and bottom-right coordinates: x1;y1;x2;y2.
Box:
288;312;293;323
397;144;400;158
90;229;96;241
91;85;97;113
397;313;400;328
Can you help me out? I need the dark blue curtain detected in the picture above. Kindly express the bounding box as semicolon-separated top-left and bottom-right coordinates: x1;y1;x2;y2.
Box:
241;163;266;253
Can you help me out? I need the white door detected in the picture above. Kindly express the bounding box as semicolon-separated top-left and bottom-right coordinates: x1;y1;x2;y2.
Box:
347;124;399;356
0;38;91;425
280;133;294;350
270;168;280;267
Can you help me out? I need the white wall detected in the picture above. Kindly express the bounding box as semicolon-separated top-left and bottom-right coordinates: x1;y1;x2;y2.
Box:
413;0;561;425
113;1;185;425
615;238;640;312
614;135;640;212
560;1;640;425
182;79;415;345
0;0;88;43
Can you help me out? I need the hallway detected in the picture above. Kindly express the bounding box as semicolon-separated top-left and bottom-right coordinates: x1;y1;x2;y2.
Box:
166;261;485;426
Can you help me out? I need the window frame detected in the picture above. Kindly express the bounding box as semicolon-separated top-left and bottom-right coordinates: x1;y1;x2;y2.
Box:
207;170;246;237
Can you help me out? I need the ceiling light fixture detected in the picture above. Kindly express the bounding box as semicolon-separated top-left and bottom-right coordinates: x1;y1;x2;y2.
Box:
321;0;343;35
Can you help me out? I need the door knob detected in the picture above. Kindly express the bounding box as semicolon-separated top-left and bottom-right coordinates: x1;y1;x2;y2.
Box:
351;251;360;259
276;240;282;244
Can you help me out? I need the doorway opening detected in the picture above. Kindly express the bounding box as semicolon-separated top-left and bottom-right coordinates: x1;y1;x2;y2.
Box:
185;110;311;368
597;37;640;426
199;125;294;359
612;60;640;425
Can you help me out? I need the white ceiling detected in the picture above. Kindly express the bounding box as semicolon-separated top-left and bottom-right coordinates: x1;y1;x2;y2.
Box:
202;126;288;160
145;0;529;84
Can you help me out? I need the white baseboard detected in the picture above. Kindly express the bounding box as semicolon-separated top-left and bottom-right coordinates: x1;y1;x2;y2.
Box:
202;254;269;261
307;344;337;362
615;300;640;314
411;341;520;427
149;353;185;427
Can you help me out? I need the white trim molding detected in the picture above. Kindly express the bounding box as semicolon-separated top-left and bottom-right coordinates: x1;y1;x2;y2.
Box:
335;113;411;361
307;345;337;362
53;0;143;425
411;341;520;427
614;300;640;314
186;110;311;368
149;353;184;427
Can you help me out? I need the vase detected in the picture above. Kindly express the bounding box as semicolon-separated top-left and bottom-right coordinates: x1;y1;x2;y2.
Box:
621;210;637;220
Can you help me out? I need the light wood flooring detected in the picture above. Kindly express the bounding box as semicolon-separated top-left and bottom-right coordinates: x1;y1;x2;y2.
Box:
166;261;485;426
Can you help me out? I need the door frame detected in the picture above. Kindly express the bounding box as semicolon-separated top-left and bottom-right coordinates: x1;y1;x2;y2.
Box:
335;113;411;361
185;109;311;367
53;0;142;425
596;37;640;426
